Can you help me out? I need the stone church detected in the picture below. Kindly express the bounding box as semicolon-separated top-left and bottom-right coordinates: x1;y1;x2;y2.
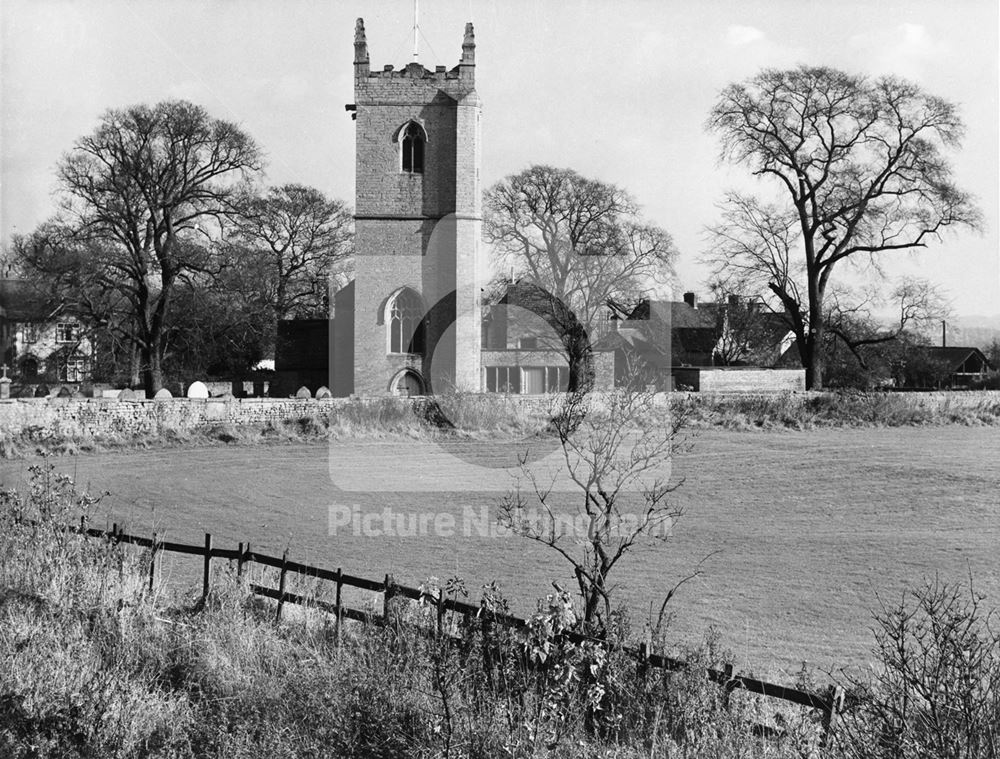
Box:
276;18;613;397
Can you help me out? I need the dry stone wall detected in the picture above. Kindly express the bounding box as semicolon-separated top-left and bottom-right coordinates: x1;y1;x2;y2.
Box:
0;398;359;438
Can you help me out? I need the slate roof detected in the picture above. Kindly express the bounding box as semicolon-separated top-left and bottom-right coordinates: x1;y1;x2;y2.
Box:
925;346;991;371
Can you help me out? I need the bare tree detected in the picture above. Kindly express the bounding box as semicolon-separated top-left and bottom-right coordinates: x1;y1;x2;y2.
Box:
498;386;689;634
49;99;262;393
707;66;980;389
485;165;677;387
224;184;353;338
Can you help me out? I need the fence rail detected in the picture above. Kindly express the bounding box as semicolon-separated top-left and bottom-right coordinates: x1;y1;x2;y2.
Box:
70;520;845;744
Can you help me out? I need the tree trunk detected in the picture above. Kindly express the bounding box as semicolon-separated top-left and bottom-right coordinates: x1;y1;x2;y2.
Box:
141;342;165;396
129;340;141;388
803;328;826;390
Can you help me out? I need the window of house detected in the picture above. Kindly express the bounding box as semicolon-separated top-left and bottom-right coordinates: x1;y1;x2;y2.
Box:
401;122;425;174
59;355;87;383
387;289;424;354
518;336;538;350
484;366;520;394
545;366;568;393
55;322;78;343
22;323;39;343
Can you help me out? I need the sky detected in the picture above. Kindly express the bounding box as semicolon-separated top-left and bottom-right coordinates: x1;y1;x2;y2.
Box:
2;0;998;317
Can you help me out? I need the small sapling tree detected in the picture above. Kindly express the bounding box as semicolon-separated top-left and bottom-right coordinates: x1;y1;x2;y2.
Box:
498;381;690;636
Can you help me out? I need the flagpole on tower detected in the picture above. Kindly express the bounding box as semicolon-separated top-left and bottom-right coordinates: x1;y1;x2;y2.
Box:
413;0;419;61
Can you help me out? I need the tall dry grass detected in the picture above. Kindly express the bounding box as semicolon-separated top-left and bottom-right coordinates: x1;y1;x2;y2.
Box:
0;465;843;758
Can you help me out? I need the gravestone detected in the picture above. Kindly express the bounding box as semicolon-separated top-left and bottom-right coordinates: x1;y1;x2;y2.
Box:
0;364;10;400
56;386;73;398
186;381;209;399
315;386;332;399
34;384;49;398
295;386;312;399
118;388;138;401
153;388;173;400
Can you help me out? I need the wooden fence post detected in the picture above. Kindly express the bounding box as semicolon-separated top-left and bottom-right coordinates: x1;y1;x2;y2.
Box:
335;568;343;648
236;542;245;578
276;549;289;622
820;684;845;747
383;573;394;624
436;591;446;637
148;531;157;594
637;627;652;683
202;533;212;602
721;662;735;710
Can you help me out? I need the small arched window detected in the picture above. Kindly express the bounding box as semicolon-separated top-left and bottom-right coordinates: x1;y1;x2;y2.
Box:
387;288;425;354
401;122;425;174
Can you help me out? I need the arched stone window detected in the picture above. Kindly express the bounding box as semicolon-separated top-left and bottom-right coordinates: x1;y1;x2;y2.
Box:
400;121;426;174
386;288;424;354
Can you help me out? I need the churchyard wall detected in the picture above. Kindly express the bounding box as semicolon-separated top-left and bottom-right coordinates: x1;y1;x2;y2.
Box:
3;390;999;440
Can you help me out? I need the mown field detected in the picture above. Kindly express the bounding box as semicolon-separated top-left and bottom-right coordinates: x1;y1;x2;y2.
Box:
1;425;997;683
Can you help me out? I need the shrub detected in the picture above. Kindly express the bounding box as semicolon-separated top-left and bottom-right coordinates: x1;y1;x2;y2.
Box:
839;577;1000;759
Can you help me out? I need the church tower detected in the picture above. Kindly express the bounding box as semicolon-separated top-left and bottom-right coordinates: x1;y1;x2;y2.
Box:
348;18;482;396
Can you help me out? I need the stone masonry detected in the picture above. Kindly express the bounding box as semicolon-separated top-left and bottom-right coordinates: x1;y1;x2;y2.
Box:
349;18;482;396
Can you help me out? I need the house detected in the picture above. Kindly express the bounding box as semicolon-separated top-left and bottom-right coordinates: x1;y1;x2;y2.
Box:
923;346;991;387
481;280;614;393
599;292;804;391
0;278;94;389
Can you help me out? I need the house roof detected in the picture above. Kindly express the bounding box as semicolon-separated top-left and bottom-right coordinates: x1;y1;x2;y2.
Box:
925;346;991;371
629;300;719;330
0;279;59;321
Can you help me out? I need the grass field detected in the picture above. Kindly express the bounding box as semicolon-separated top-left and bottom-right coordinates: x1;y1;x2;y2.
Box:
1;425;997;684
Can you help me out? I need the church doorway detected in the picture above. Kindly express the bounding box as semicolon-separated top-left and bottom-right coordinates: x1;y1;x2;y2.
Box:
390;369;424;397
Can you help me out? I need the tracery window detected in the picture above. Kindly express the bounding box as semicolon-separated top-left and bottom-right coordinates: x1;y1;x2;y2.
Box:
387;289;424;354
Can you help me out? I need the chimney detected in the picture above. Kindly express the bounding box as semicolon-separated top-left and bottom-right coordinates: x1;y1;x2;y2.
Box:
683;292;697;309
727;294;739;309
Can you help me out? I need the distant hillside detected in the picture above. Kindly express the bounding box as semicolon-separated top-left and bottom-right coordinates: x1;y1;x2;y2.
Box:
947;315;1000;350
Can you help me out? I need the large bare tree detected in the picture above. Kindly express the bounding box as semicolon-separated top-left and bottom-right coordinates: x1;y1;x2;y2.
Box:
222;184;353;350
52;99;262;393
707;66;979;389
485;165;676;387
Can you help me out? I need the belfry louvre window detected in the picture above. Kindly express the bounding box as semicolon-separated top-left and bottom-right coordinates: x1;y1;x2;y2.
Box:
388;289;424;354
401;122;425;173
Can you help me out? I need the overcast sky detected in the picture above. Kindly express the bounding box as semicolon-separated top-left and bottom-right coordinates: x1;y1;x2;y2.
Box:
2;0;997;316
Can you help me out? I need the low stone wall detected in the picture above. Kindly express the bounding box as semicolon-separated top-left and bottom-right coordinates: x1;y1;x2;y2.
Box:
3;389;999;440
0;397;361;438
